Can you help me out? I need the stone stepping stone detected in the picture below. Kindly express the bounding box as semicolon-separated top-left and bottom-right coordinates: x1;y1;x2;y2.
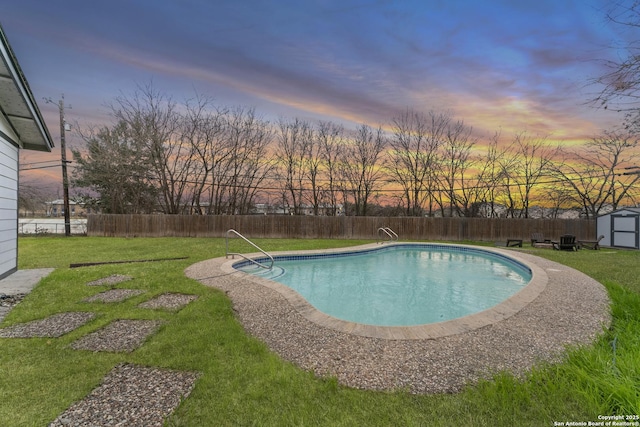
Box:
71;319;164;353
86;275;133;287
0;293;26;323
138;293;198;311
0;312;95;338
49;363;199;427
83;289;145;303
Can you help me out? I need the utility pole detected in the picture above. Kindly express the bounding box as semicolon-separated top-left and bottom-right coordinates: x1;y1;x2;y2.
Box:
45;95;71;236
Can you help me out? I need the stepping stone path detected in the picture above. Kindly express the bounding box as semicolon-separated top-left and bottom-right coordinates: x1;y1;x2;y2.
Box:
83;289;145;303
49;363;199;427
71;319;165;353
86;274;133;286
0;273;201;424
0;293;27;323
138;293;198;311
0;312;95;338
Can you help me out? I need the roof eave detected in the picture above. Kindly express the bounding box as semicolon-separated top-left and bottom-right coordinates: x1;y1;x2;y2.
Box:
0;24;54;152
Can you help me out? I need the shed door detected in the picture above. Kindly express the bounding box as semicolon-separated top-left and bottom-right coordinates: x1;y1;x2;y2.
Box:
611;214;640;249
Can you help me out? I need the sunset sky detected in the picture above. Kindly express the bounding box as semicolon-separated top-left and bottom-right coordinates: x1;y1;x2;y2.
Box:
2;0;631;189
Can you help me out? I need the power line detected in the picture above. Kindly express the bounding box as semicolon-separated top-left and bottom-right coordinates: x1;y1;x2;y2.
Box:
21;160;61;165
20;164;70;171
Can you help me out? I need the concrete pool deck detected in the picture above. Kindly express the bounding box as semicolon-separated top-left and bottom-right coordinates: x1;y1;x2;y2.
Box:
185;243;611;394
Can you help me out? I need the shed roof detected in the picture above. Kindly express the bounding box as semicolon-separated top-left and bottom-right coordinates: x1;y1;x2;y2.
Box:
0;24;53;152
599;207;640;217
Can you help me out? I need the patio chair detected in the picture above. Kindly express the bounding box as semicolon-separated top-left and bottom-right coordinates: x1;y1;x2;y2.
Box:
552;234;578;251
531;232;551;247
578;235;605;250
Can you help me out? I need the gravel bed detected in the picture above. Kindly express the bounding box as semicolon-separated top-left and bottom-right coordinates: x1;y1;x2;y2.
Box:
0;312;96;338
84;289;145;303
0;293;27;323
138;293;198;310
49;363;200;427
0;293;27;308
87;275;133;287
71;319;165;352
185;249;611;394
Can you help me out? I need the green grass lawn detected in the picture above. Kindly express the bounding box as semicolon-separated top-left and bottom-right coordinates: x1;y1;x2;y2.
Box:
3;236;639;426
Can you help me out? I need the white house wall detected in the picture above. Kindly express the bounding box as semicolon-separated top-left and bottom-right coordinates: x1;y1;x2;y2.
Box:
0;24;54;279
0;132;18;278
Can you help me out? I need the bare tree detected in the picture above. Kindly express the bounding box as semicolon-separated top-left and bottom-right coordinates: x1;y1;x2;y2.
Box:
540;184;575;218
592;2;640;129
304;124;323;215
276;118;312;215
18;178;50;217
434;118;477;216
470;133;510;217
551;130;640;218
206;110;240;215
180;95;227;214
110;83;191;214
387;109;445;216
223;107;274;214
339;124;387;216
502;133;558;218
316;121;344;216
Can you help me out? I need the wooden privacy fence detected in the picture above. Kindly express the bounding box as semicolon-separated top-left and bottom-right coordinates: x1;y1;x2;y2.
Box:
87;214;596;242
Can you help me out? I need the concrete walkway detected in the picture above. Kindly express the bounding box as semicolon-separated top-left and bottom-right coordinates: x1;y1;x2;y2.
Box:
0;268;54;322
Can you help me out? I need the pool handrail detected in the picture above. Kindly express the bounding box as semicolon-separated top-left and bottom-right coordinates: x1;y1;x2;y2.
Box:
225;229;274;270
377;227;398;244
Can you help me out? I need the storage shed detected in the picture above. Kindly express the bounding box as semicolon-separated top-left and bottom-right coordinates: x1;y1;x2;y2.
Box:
596;208;640;249
0;25;54;279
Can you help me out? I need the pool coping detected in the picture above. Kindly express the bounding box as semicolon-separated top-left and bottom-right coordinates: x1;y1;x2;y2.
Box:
218;242;548;340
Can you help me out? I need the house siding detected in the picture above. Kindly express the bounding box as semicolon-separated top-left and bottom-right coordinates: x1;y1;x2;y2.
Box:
0;24;54;280
0;133;18;279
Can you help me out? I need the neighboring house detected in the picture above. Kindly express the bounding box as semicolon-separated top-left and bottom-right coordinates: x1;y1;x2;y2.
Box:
252;203;344;216
0;25;54;279
46;199;97;217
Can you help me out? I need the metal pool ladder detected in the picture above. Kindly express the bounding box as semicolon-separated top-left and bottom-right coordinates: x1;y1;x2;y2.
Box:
377;227;398;244
225;229;274;270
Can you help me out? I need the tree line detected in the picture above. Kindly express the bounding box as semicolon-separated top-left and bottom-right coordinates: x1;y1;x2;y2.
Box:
70;83;640;218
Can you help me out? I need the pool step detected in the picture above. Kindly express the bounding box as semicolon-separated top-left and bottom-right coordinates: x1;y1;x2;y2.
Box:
237;265;286;280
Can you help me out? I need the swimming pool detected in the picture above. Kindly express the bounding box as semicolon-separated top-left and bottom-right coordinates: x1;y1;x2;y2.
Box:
233;243;532;327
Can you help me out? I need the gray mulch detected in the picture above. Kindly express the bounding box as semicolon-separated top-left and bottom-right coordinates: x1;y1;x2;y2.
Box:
0;312;96;338
70;319;165;352
49;363;199;427
138;293;198;311
86;275;133;286
84;289;145;303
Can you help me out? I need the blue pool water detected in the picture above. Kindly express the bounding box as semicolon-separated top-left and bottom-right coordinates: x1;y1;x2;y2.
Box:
235;245;532;327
